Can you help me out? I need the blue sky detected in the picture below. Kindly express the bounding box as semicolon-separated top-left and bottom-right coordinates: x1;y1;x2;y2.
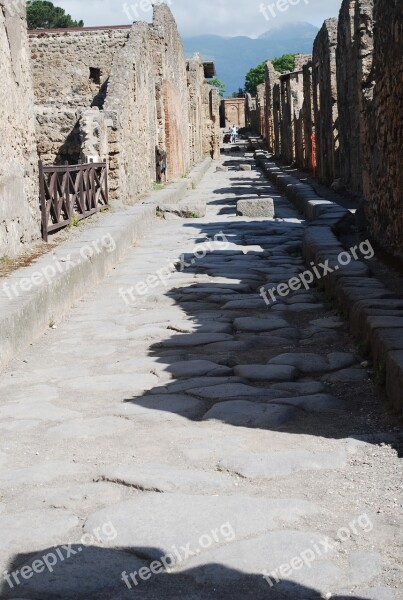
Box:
52;0;342;37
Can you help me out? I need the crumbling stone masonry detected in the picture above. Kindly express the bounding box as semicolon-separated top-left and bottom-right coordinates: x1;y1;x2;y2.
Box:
312;18;340;186
29;4;219;203
361;0;403;255
0;0;39;257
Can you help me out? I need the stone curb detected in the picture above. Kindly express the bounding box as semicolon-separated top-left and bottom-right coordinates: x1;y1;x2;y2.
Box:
0;159;212;373
254;147;403;416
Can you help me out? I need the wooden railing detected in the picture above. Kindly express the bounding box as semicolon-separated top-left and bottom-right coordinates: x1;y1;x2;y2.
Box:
39;160;109;242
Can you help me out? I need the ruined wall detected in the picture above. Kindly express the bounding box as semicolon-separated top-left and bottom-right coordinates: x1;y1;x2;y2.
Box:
29;4;215;205
202;86;220;160
29;27;130;108
0;0;39;257
312;18;339;185
256;84;266;137
363;0;403;255
153;4;190;180
337;0;374;197
272;83;282;156
222;98;245;129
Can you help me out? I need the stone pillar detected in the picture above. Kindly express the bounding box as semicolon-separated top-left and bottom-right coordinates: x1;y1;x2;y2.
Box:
264;61;280;152
312;18;340;185
0;0;39;256
272;83;282;157
302;61;314;171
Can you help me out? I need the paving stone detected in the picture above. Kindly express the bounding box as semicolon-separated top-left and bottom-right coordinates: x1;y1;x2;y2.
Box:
61;373;158;393
203;400;299;427
151;376;245;394
188;383;287;401
176;530;342;591
0;509;79;553
84;494;320;561
233;316;289;332
310;316;344;329
29;482;123;511
0;461;86;487
348;552;382;585
233;365;298;381
269;353;329;373
167;360;232;378
327;352;356;370
271;381;325;394
322;368;368;382
116;394;206;420
0;402;81;422
11;547;146;598
338;587;396;600
100;464;234;494
159;333;233;348
271;394;342;412
47;417;135;439
219;449;347;478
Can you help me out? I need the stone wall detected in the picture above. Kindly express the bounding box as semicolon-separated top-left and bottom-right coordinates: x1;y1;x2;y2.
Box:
29;5;216;205
0;0;39;257
363;0;403;255
248;2;402;255
312;18;339;186
221;98;246;129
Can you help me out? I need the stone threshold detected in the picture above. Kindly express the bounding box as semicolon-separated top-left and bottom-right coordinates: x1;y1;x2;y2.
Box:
253;145;403;416
0;158;212;373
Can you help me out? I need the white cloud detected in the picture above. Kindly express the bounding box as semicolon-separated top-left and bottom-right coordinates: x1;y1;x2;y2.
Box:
52;0;342;37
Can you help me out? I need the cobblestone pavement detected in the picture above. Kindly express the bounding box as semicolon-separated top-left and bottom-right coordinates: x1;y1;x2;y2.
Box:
0;154;401;600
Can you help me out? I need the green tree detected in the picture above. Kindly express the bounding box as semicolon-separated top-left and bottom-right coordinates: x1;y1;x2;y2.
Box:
272;53;297;74
244;53;298;95
232;88;245;98
244;62;266;95
27;1;84;29
207;78;226;98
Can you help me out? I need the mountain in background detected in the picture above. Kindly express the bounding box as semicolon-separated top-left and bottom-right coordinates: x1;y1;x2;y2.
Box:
183;22;319;95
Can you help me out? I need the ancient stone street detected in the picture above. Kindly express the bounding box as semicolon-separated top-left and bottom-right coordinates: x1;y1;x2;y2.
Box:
0;154;401;599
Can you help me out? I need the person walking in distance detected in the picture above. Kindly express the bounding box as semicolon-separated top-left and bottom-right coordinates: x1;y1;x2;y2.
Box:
230;124;238;144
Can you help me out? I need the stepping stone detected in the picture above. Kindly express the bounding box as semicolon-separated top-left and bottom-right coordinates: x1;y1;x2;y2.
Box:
236;199;275;218
117;394;206;420
271;381;325;395
84;494;320;562
203;400;299;428
218;449;347;479
159;333;233;348
100;464;234;494
234;316;289;332
188;383;287;401
167;360;232;378
322;368;368;383
234;365;298;381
